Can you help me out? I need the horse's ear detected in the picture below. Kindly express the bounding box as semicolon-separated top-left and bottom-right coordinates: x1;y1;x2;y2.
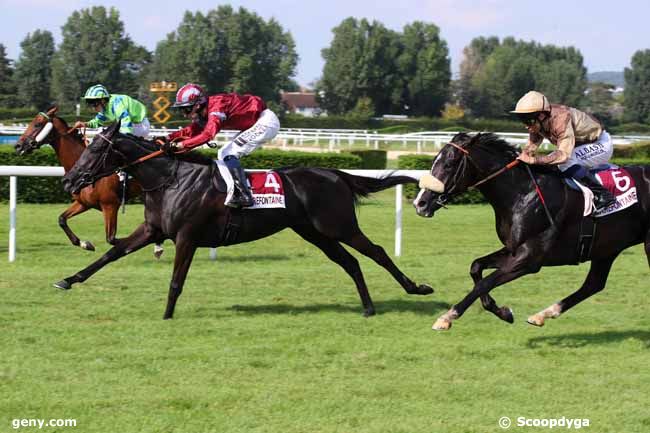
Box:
105;119;121;138
46;105;58;116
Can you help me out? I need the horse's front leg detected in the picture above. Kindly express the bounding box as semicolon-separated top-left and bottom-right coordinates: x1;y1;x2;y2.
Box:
163;239;198;320
470;248;514;323
58;201;93;250
527;256;616;327
54;223;159;290
434;237;548;331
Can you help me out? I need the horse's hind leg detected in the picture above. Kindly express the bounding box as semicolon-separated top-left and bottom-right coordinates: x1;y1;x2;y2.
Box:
58;200;93;250
163;239;197;320
527;256;616;327
293;226;376;317
645;230;650;268
470;248;514;323
343;232;433;295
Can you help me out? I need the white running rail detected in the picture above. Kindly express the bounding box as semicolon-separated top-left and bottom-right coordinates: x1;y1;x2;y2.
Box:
1;166;425;262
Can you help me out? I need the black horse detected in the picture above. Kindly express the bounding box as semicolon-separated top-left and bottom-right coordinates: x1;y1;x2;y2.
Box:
59;122;433;319
414;132;650;330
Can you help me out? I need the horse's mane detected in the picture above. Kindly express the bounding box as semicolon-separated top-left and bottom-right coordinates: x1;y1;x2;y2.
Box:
118;134;215;166
459;132;519;158
456;132;558;175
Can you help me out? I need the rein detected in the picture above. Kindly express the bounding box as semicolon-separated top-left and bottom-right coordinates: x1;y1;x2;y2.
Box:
88;133;177;192
435;142;555;227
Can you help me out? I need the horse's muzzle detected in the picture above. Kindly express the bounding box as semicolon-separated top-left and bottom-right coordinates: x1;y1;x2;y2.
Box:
413;188;437;218
62;172;92;194
14;138;36;156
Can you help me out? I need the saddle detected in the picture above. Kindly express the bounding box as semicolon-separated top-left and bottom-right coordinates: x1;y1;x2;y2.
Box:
562;164;639;263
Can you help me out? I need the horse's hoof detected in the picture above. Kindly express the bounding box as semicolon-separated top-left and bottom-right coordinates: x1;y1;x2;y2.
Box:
153;245;164;259
416;284;434;295
501;307;515;324
53;280;71;290
80;241;95;251
527;314;545;327
363;309;376;318
432;317;452;331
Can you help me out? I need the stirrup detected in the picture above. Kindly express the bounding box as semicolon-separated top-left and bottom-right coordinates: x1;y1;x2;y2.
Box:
594;194;616;211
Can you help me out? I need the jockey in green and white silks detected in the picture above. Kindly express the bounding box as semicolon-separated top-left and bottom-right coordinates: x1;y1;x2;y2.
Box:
74;84;150;138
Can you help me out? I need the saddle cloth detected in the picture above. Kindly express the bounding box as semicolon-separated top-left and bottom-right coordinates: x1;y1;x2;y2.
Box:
565;167;638;217
215;160;286;209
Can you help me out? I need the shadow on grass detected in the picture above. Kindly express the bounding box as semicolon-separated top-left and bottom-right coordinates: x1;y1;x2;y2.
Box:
527;330;650;349
228;299;449;316
197;253;297;262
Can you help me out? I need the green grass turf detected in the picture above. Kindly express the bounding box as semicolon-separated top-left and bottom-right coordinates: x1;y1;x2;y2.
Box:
1;190;649;432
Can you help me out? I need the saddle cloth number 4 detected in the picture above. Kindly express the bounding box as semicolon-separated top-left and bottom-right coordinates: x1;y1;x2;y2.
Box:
264;173;281;193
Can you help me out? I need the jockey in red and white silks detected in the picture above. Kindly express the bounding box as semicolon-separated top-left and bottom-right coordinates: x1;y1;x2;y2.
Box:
166;83;280;207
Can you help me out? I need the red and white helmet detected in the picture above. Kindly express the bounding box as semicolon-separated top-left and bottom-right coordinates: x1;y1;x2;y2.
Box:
172;83;207;108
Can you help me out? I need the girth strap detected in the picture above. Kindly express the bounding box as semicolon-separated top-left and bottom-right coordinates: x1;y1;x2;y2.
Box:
220;208;243;246
577;216;597;263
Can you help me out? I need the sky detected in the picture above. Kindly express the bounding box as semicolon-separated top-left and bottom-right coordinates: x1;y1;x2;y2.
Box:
1;0;649;87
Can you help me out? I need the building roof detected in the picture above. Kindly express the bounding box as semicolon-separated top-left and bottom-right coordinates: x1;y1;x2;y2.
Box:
281;92;319;110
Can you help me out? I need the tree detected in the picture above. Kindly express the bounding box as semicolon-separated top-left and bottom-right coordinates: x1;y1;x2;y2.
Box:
398;22;451;116
623;49;650;123
0;44;16;107
50;6;151;108
459;37;587;117
148;6;297;103
318;18;449;116
458;36;499;114
317;18;367;114
584;82;619;126
14;30;55;109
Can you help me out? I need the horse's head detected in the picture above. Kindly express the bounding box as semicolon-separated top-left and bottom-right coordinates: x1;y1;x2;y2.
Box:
62;121;125;194
414;133;511;217
15;105;61;155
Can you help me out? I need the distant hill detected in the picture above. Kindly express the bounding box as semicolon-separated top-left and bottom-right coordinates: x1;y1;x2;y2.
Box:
587;71;624;87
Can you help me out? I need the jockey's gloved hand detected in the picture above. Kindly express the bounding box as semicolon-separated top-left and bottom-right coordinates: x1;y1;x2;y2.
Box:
156;137;176;154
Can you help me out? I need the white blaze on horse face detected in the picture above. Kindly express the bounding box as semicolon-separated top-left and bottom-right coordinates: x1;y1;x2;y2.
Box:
412;188;426;207
418;150;446;193
418;174;445;193
35;122;53;143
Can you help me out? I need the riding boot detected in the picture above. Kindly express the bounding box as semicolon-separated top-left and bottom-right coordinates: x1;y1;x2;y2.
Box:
224;156;254;208
577;171;617;211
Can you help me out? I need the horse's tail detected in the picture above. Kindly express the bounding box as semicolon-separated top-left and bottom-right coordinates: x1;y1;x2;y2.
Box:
333;170;417;202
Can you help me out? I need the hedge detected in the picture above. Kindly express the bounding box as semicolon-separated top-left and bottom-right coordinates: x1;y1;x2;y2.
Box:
612;141;650;159
0;146;362;203
347;150;387;169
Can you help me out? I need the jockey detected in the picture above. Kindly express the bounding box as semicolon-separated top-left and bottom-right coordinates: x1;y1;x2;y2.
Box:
164;83;280;208
74;84;150;138
512;90;616;211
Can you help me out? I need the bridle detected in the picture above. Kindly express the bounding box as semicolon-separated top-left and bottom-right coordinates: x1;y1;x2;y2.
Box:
429;142;493;207
429;141;554;226
84;133;173;192
22;112;87;150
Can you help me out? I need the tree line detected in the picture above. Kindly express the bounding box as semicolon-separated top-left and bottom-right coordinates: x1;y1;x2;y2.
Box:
1;5;650;125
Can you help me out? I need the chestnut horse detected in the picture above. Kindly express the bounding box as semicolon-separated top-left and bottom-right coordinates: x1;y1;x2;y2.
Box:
58;121;433;319
15;105;163;256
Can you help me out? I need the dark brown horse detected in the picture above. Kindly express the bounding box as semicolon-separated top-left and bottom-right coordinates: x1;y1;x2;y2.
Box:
15;105;163;257
414;132;650;330
58;121;433;319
